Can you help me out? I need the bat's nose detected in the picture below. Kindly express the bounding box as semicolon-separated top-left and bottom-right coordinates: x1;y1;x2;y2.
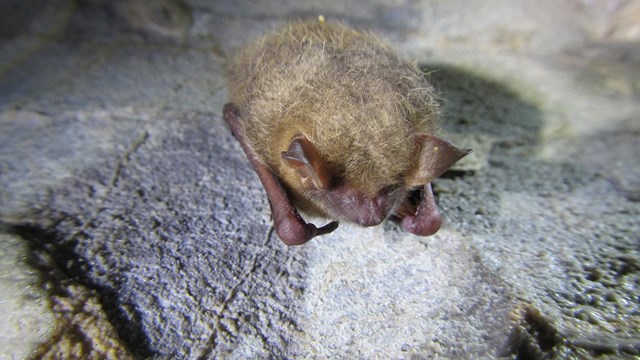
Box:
332;187;395;227
354;211;386;227
351;194;391;227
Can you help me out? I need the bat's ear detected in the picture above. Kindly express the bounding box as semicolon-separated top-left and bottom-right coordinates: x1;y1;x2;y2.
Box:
281;133;330;190
406;134;471;187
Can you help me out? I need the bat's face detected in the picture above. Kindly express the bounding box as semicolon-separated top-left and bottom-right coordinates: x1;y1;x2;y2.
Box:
307;182;409;227
282;132;470;231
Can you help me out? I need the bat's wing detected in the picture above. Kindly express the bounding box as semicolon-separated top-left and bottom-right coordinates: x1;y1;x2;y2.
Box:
223;103;338;245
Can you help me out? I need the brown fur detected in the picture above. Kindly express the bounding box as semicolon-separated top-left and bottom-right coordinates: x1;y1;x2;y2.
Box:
227;20;441;217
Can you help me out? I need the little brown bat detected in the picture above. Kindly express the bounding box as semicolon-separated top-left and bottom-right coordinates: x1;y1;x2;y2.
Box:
224;19;470;245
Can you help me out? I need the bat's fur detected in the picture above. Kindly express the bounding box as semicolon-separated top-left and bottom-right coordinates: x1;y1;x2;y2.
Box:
227;20;441;219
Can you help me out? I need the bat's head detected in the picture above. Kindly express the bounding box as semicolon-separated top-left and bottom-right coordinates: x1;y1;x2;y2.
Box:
281;132;470;230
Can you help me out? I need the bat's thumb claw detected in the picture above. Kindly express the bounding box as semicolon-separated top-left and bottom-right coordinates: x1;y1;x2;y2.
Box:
316;221;339;236
276;220;338;246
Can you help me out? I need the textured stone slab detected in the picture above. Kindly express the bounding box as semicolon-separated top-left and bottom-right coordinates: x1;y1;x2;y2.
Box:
1;0;639;359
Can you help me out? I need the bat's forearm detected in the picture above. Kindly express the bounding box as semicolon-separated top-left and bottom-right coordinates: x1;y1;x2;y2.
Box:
223;103;338;245
252;158;336;245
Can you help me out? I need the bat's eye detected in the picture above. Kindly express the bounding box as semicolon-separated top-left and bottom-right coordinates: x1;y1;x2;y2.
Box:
379;184;401;196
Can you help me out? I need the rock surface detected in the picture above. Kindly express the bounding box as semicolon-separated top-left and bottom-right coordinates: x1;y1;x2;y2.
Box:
1;0;638;358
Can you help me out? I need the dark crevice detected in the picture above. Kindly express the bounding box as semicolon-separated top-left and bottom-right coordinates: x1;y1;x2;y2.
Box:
503;306;563;360
522;308;562;352
8;222;156;359
503;304;640;359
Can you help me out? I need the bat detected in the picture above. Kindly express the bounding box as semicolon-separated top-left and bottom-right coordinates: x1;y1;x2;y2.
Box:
223;19;471;245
